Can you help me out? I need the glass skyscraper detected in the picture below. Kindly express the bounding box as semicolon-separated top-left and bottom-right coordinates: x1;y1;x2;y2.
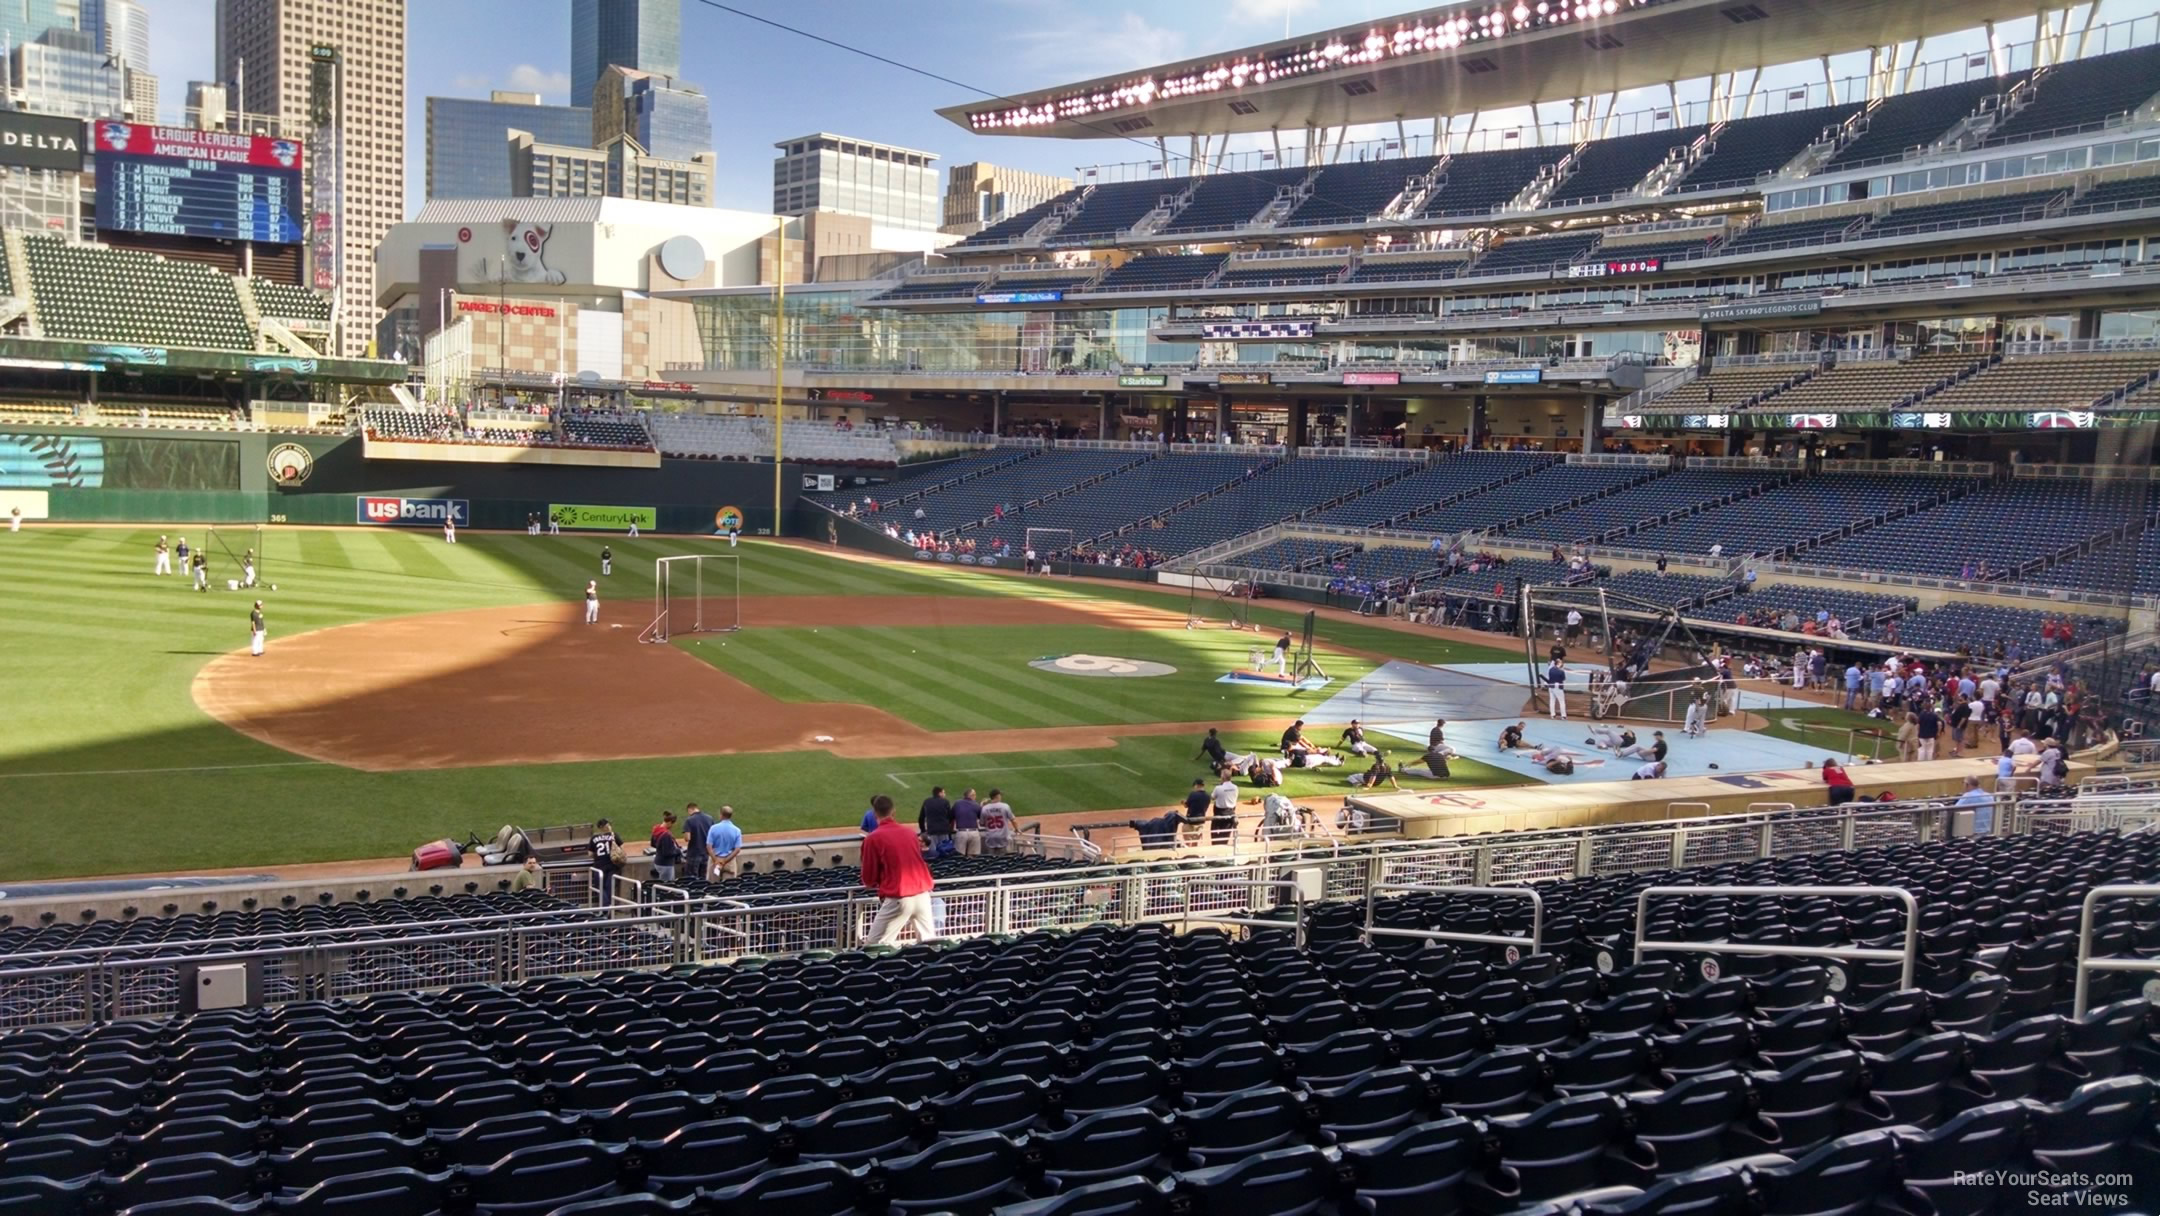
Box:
571;0;680;109
0;0;75;52
427;94;593;199
593;67;712;164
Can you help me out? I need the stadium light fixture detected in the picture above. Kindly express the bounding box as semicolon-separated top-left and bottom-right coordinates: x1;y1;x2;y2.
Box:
965;0;1668;130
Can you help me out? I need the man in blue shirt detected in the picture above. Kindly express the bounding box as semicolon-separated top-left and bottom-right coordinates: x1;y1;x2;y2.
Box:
860;806;879;834
1866;666;1886;710
705;807;744;879
1953;776;1997;835
1843;663;1863;710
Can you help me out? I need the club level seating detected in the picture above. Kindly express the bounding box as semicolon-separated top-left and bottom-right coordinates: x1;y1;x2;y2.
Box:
1923;349;2160;413
1598;233;1726;263
959;196;1071;247
0;826;2154;1215
1216;262;1349;288
1716;214;1861;255
980;272;1098;293
1052;180;1176;241
1822;74;2020;171
1802;478;2147;579
854;450;1141;536
2065;174;2160;215
666;853;1078;898
1677;103;1866;191
1162;167;1310;234
1645;364;1815;413
1983;42;2160;147
644;414;900;465
1232;538;1355;572
1307;452;1557;527
1746;353;1984;413
1472;232;1603;276
808;448;1028;510
559;411;652;449
1549;126;1709;205
1619;474;1967;557
250;280;331;324
1507;470;1789;544
1601;570;1735;608
1344;254;1472;284
1860;602;2124;655
1402;464;1654;535
1870;188;2064;237
1314;546;1444;587
1419;145;1556;217
1139;458;1419;558
21;235;252;351
2031;507;2160;596
1088;254;1226;292
966;453;1260;553
1421;556;1581;598
1279;156;1442;227
1720;582;1910;629
878;278;990;301
360;405;465;441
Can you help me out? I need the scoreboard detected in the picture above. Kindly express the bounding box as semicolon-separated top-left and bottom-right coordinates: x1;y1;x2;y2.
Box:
92;122;303;245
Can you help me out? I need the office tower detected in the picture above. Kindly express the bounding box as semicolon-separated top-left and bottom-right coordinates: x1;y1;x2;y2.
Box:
570;0;680;109
428;92;592;199
590;65;711;164
11;28;126;120
185;81;230;130
217;0;406;357
772;133;939;231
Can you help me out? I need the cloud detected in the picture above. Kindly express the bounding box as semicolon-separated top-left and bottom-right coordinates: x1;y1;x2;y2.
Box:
503;64;573;101
1002;11;1190;79
451;73;493;92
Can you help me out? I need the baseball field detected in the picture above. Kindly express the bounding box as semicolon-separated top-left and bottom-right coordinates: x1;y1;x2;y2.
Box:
1;525;1531;880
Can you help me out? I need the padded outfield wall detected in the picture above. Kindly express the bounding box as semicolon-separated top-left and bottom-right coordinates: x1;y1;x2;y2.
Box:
0;427;908;535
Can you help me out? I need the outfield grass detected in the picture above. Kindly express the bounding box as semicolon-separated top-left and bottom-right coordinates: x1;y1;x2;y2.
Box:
0;526;1526;880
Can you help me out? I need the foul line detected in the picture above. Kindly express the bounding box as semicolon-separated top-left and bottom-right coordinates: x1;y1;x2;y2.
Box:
882;761;1143;790
0;760;326;780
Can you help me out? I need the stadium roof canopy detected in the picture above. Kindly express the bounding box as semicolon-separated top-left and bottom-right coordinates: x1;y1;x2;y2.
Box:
939;0;2046;139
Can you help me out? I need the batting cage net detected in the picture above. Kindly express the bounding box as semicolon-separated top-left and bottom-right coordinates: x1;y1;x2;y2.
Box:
1184;573;1256;631
1024;527;1075;575
640;554;740;643
205;524;265;591
1520;582;1724;724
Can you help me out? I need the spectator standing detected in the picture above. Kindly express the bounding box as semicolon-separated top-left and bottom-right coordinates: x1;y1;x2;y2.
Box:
705;807;743;879
952;789;984;856
682;802;714;878
1895;713;1920;764
918;787;956;854
588;818;622;906
1210;770;1241;845
647;812;681;883
979;790;1017;853
861;795;936;945
1843;663;1862;711
1914;703;1941;762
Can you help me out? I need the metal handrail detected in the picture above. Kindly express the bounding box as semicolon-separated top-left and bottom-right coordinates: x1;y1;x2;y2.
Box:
1362;883;1543;955
2073;884;2160;1016
1632;884;1920;989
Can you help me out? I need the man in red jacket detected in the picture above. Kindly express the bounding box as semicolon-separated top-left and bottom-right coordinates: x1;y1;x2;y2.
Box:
860;794;937;945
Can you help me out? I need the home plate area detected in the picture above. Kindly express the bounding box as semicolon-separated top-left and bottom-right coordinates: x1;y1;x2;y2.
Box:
1302;661;1828;785
1028;654;1178;678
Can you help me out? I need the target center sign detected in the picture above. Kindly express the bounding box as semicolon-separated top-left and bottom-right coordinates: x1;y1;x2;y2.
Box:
1028;654;1177;678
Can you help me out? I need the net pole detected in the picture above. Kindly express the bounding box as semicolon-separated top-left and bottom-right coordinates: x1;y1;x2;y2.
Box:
694;554;704;635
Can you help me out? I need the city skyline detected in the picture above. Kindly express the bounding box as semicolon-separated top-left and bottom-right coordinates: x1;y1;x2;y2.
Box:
136;0;2154;224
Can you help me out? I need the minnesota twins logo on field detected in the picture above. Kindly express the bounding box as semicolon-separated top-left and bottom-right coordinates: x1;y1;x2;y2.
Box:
1028;654;1177;678
266;443;313;485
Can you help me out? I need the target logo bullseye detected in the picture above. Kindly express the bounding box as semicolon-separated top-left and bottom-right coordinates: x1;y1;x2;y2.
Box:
1028;654;1177;679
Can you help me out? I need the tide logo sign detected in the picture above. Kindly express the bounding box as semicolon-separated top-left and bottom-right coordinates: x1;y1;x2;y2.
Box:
356;496;470;526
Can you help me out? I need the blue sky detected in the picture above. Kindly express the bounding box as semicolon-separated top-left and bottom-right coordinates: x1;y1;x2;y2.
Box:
142;0;2150;221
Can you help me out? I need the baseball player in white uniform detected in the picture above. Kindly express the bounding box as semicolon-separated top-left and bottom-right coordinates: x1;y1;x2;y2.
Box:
1546;660;1568;719
727;527;739;549
627;518;639;538
241;549;258;589
584;580;599;624
153;535;172;576
248;601;266;656
547;512;560;535
443;517;457;544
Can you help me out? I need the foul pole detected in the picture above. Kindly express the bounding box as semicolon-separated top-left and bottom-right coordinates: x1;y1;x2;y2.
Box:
772;216;786;537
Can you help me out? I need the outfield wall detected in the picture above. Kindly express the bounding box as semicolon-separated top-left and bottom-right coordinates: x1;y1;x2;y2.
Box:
5;426;916;536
